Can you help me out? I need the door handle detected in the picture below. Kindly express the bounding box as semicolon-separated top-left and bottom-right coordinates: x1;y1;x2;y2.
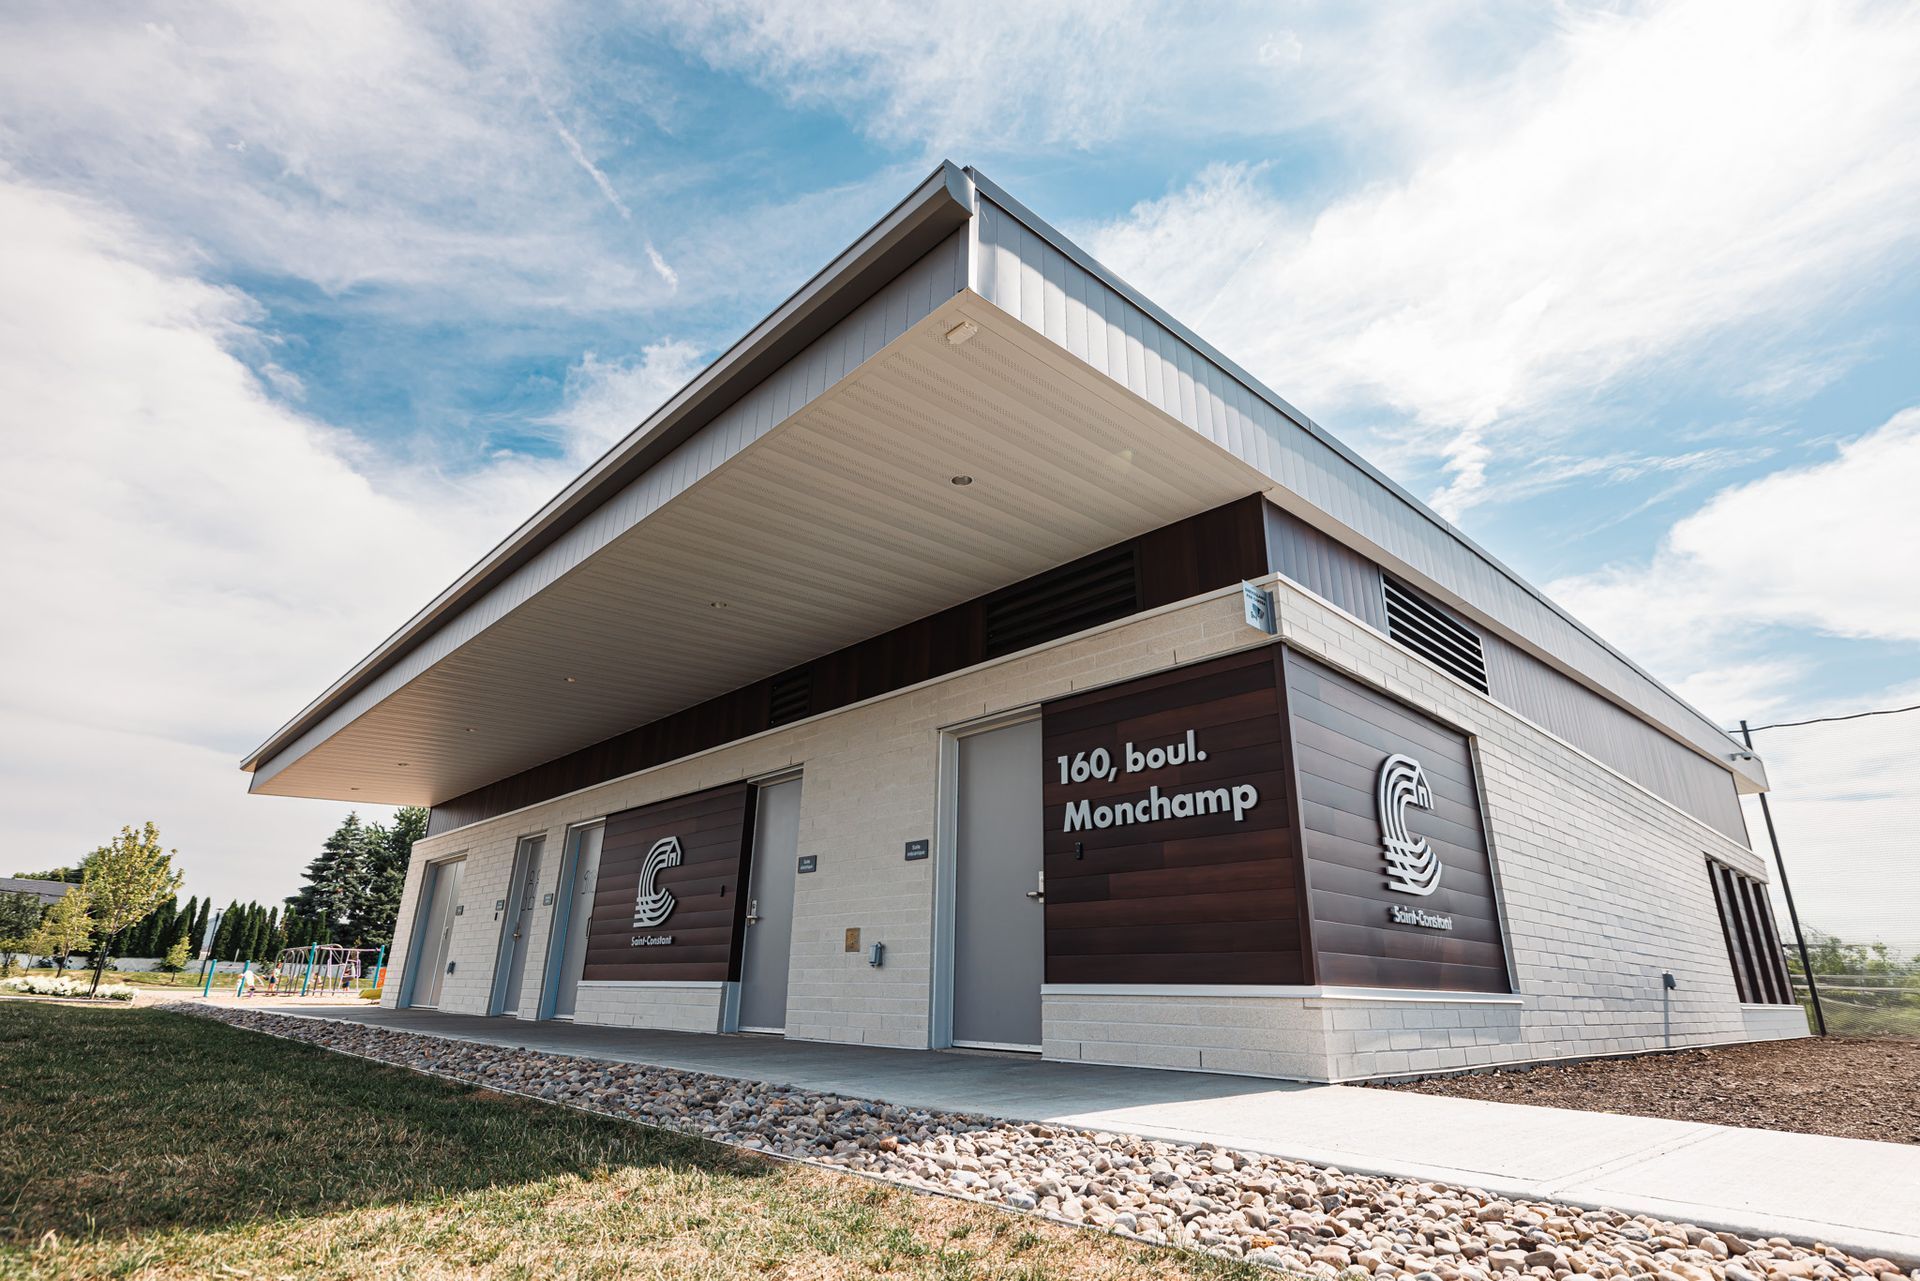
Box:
1026;870;1045;901
745;898;761;925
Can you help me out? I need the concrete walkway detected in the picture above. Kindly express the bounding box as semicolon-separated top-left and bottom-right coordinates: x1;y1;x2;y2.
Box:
251;1001;1920;1265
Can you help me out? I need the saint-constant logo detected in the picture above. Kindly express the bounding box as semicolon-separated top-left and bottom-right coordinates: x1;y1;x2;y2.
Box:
1377;753;1441;896
631;835;683;927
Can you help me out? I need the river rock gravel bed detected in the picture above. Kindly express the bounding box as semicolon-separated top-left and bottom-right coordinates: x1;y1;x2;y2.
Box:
169;1004;1914;1281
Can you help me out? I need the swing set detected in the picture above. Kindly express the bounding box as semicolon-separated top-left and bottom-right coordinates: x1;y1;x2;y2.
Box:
210;943;387;999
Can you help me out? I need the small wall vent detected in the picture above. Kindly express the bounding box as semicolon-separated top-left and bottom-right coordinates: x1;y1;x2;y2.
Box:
983;546;1140;659
1383;575;1489;694
767;667;812;728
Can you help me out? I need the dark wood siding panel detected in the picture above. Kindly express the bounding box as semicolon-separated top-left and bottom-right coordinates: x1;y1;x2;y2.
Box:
429;496;1268;835
1283;649;1511;994
581;781;755;983
1041;647;1305;986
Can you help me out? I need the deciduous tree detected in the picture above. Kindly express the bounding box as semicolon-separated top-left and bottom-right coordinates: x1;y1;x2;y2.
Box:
81;823;183;996
27;887;94;976
0;891;44;976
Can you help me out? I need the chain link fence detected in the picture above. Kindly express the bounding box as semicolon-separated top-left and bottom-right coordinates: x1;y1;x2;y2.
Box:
1740;706;1920;1039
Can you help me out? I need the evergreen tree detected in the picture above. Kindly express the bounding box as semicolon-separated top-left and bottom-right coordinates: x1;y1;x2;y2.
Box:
248;905;269;961
166;895;197;956
209;900;239;961
152;896;178;955
264;907;283;961
362;806;427;947
288;814;374;944
190;898;211;958
131;895;177;957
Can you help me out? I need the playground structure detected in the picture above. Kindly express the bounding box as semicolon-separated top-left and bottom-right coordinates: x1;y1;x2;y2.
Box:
208;943;386;1000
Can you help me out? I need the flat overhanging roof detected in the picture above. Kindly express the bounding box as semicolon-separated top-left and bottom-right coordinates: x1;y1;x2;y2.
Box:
246;162;1765;807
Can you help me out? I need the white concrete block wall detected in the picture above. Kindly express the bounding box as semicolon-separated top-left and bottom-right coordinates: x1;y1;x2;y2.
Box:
383;578;1803;1076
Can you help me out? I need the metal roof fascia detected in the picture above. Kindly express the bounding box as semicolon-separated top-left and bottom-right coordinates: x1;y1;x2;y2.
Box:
963;166;1757;777
241;161;975;774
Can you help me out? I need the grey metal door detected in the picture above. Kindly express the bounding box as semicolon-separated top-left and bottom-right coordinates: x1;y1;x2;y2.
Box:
738;777;802;1033
406;857;463;1009
952;720;1044;1050
550;822;604;1019
491;834;545;1015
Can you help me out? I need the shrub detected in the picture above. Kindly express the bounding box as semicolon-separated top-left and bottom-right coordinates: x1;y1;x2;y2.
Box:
1;975;136;1001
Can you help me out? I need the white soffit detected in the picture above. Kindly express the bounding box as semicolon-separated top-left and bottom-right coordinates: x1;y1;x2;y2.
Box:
249;296;1268;804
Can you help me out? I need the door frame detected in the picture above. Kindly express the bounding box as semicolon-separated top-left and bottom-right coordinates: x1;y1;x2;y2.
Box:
723;766;804;1034
930;705;1039;1050
534;818;605;1022
399;853;466;1009
488;833;546;1016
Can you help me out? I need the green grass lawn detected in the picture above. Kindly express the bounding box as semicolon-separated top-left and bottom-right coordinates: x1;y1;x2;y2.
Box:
0;1003;1263;1280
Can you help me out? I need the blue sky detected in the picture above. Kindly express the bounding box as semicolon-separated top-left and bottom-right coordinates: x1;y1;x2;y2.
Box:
2;1;1916;923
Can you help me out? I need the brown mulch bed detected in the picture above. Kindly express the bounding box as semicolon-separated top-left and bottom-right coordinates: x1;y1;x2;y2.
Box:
1372;1037;1920;1145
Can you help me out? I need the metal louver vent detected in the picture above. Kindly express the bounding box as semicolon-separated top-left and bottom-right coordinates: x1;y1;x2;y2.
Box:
1383;576;1489;694
983;546;1140;659
767;667;812;728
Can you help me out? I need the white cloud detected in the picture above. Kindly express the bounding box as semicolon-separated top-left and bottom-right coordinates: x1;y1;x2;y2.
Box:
0;3;673;311
0;176;694;904
1739;690;1920;955
540;342;709;461
654;0;1161;153
1074;1;1920;517
1546;407;1920;724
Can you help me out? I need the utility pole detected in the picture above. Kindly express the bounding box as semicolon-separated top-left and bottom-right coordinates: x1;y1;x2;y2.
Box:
1740;720;1827;1037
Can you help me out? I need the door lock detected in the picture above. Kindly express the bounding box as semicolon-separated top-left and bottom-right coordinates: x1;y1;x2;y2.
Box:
745;899;761;925
1025;870;1045;901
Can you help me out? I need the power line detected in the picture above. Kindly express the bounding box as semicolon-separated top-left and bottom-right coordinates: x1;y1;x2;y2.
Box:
1731;702;1920;735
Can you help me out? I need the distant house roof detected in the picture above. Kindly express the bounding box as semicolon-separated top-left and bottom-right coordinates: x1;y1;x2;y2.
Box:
0;877;76;907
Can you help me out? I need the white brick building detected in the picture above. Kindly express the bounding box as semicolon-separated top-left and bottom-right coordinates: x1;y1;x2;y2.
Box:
243;164;1805;1082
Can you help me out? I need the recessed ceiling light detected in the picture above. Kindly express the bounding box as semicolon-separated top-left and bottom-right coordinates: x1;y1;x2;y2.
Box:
951;475;973;486
396;762;408;767
465;727;477;733
709;601;727;609
350;787;360;792
564;676;577;683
